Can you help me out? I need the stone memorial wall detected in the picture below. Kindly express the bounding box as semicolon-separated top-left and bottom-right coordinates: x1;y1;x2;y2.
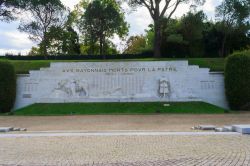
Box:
14;61;228;109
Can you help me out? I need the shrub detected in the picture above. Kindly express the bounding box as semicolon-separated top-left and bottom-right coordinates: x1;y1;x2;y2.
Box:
225;50;250;110
0;61;16;113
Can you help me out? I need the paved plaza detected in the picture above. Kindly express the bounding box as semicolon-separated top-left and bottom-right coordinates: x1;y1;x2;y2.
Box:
1;114;250;165
0;133;250;165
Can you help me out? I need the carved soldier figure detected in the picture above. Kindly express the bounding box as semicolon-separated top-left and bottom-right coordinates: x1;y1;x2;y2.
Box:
159;79;170;98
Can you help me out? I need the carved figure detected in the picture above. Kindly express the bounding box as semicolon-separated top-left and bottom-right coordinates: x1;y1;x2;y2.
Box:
74;80;88;96
159;78;170;98
52;79;88;98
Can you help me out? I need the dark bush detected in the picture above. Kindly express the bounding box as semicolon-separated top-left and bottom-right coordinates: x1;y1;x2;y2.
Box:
0;61;16;113
225;50;250;110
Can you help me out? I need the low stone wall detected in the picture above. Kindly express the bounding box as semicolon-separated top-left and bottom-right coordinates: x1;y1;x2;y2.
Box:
14;61;229;110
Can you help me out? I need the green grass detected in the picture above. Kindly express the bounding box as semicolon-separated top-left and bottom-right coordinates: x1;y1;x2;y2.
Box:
12;102;227;116
10;60;51;74
8;58;225;74
188;58;225;72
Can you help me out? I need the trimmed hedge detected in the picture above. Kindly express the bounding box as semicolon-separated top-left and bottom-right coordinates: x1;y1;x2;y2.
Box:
0;61;16;113
225;50;250;110
4;53;153;60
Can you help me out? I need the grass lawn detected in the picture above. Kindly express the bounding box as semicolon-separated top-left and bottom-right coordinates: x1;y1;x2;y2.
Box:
12;102;227;116
8;58;225;74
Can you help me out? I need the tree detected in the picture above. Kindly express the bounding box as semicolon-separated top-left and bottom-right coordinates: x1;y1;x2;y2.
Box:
144;24;154;50
0;0;25;22
28;46;41;56
45;26;81;55
80;40;118;55
18;0;67;57
179;11;206;56
128;0;205;58
160;18;188;57
123;35;147;54
216;0;250;57
78;0;129;58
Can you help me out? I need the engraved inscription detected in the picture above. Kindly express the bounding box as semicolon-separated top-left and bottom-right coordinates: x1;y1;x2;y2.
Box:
201;81;216;90
22;94;32;98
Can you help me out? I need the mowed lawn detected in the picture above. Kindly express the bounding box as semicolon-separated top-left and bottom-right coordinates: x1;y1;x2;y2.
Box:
7;58;225;74
13;102;227;116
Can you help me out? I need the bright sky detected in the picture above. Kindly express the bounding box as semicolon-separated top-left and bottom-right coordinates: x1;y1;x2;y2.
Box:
0;0;222;55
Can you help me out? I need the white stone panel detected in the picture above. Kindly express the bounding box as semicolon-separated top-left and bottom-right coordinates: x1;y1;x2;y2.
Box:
14;61;229;110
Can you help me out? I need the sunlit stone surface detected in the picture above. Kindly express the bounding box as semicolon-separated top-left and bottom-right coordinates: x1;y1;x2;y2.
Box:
14;61;228;109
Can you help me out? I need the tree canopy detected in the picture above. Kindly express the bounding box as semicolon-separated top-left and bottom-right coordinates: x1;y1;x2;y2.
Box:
127;0;205;58
18;0;67;57
78;0;129;58
0;0;26;22
216;0;250;56
2;0;250;58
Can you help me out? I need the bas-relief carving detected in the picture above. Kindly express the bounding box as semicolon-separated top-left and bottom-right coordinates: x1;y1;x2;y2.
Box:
94;75;145;98
159;78;171;98
51;79;89;98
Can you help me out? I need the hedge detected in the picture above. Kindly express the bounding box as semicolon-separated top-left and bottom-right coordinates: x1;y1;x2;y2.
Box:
225;50;250;110
4;53;153;60
0;61;16;113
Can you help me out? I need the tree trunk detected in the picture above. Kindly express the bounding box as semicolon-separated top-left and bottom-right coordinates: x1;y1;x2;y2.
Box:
103;37;106;59
153;19;162;58
100;37;102;55
44;46;48;60
220;35;227;57
43;34;48;60
100;37;104;59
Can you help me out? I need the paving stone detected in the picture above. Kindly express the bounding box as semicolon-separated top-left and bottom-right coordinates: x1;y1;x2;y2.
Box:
232;125;250;134
0;134;249;165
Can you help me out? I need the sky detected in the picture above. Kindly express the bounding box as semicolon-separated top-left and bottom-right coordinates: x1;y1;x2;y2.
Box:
0;0;222;55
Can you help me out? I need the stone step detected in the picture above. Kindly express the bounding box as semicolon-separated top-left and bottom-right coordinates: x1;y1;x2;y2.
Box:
232;125;250;134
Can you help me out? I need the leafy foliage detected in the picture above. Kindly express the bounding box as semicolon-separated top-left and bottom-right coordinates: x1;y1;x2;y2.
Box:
18;0;67;56
80;40;119;55
216;0;250;57
0;61;16;113
127;0;205;58
134;9;250;58
123;35;147;54
225;50;250;110
44;26;81;55
78;0;128;57
0;0;26;22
